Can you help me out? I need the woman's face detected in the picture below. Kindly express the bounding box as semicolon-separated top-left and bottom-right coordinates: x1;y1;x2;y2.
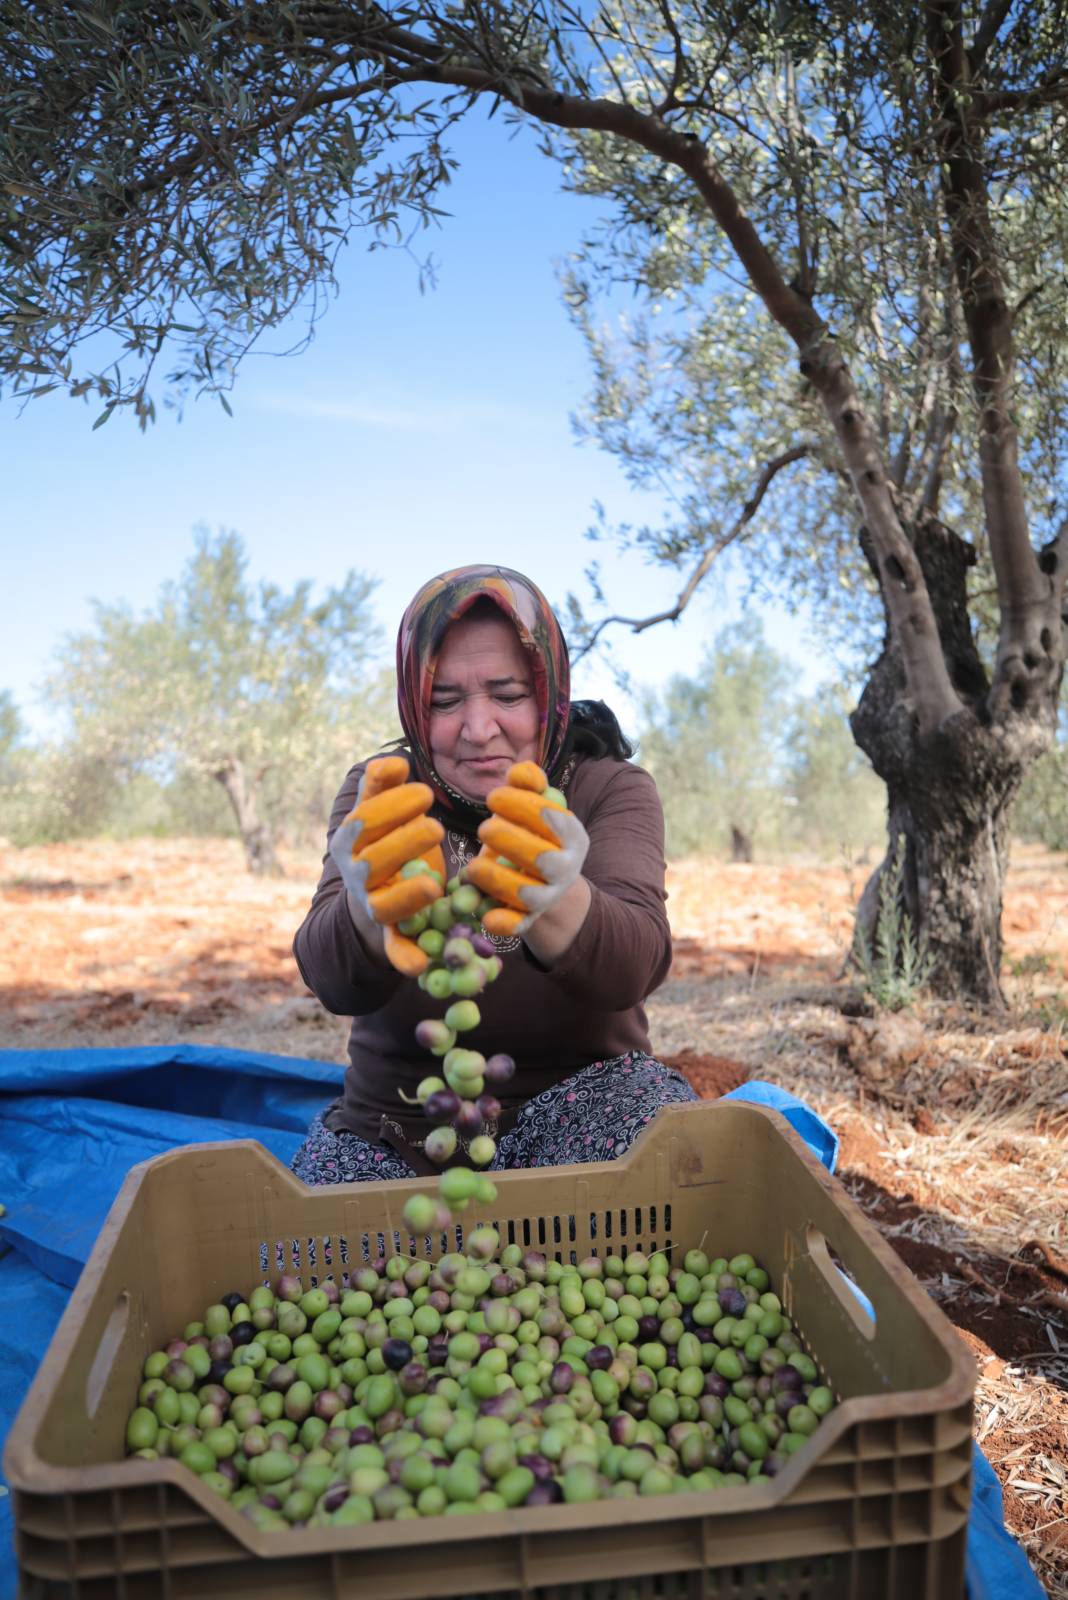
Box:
429;612;541;800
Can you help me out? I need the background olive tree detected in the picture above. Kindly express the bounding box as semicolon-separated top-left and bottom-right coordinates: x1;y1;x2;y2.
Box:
636;622;883;859
3;0;1067;995
24;531;396;872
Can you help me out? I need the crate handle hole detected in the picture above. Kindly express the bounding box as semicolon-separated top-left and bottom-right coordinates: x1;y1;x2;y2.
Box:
805;1226;876;1339
86;1291;131;1418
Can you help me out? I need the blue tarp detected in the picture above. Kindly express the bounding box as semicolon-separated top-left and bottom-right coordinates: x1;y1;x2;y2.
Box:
0;1046;1043;1599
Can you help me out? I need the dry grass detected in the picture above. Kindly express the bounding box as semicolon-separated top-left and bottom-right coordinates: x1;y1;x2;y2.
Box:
2;835;1066;1593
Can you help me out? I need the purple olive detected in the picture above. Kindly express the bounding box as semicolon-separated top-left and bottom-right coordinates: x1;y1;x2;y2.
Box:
230;1322;256;1347
399;1361;428;1396
207;1360;232;1386
426;1342;448;1368
719;1289;748;1317
522;1250;547;1281
484;1053;516;1085
323;1483;350;1513
477;1333;495;1355
491;1273;515;1298
638;1315;660;1340
518;1453;554;1482
550;1362;575;1394
471;933;495;957
586;1345;613;1371
452;1101;483;1137
422;1088;460;1126
266;1363;295;1392
763;1451;787;1477
609;1413;638;1447
476;1094;502;1123
276;1275;302;1303
349;1425;375;1445
165;1338;188;1360
772;1365;803;1392
525;1480;563;1505
704;1373;730;1399
383;1338;413;1372
314;1390;345;1422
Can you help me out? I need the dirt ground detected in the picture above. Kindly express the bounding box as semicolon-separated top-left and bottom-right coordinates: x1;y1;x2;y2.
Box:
1;835;1066;1593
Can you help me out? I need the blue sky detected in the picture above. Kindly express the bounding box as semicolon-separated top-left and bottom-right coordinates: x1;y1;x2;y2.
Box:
1;109;827;743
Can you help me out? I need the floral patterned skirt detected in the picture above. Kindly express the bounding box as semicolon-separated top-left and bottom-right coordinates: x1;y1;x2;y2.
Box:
289;1051;699;1185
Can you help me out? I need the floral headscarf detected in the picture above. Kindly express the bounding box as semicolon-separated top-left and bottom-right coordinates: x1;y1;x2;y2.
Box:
395;565;571;820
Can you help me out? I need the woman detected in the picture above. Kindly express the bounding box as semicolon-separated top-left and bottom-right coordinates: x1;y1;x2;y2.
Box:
290;564;698;1181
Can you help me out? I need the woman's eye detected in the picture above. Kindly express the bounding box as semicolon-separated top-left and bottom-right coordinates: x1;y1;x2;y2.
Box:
496;694;527;706
431;699;459;712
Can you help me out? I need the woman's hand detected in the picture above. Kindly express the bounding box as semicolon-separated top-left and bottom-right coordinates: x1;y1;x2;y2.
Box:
466;766;591;946
330;756;445;973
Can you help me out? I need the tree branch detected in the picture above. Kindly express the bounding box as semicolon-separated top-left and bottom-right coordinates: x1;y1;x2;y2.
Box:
968;0;1014;76
973;68;1068;115
570;443;816;664
651;0;687;115
927;0;1053;715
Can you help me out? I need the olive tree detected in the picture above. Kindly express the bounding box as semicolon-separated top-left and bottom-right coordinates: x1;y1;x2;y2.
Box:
44;530;388;872
638;621;794;858
3;1;1067;994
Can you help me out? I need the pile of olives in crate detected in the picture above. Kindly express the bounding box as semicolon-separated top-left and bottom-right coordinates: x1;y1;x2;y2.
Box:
125;1233;837;1529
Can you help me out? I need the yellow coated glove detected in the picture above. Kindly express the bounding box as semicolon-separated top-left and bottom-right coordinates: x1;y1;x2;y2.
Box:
329;755;445;975
465;762;590;937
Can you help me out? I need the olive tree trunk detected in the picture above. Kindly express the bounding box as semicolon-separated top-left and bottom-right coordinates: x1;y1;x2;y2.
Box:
214;757;282;876
851;519;1051;1005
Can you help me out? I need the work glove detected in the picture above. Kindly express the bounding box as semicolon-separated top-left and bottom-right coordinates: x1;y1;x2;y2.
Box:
465;761;590;937
329;755;445;975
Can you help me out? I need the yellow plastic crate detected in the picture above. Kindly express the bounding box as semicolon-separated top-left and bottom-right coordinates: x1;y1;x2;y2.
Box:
5;1101;975;1598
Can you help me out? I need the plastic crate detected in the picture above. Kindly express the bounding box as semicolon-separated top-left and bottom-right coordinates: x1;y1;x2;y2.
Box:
5;1101;975;1599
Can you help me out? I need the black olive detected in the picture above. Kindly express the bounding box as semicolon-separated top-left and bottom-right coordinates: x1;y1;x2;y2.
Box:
229;1321;256;1347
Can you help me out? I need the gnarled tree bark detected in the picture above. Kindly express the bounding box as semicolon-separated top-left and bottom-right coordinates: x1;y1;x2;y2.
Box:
851;519;1035;1004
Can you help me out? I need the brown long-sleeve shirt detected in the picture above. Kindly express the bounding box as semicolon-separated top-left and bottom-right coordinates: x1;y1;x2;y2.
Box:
293;752;672;1173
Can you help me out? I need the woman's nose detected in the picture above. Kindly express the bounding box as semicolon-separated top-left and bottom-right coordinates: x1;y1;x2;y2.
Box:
462;696;500;743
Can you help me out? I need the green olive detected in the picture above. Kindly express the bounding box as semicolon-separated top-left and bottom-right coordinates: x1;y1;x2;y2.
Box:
125;1408;159;1453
